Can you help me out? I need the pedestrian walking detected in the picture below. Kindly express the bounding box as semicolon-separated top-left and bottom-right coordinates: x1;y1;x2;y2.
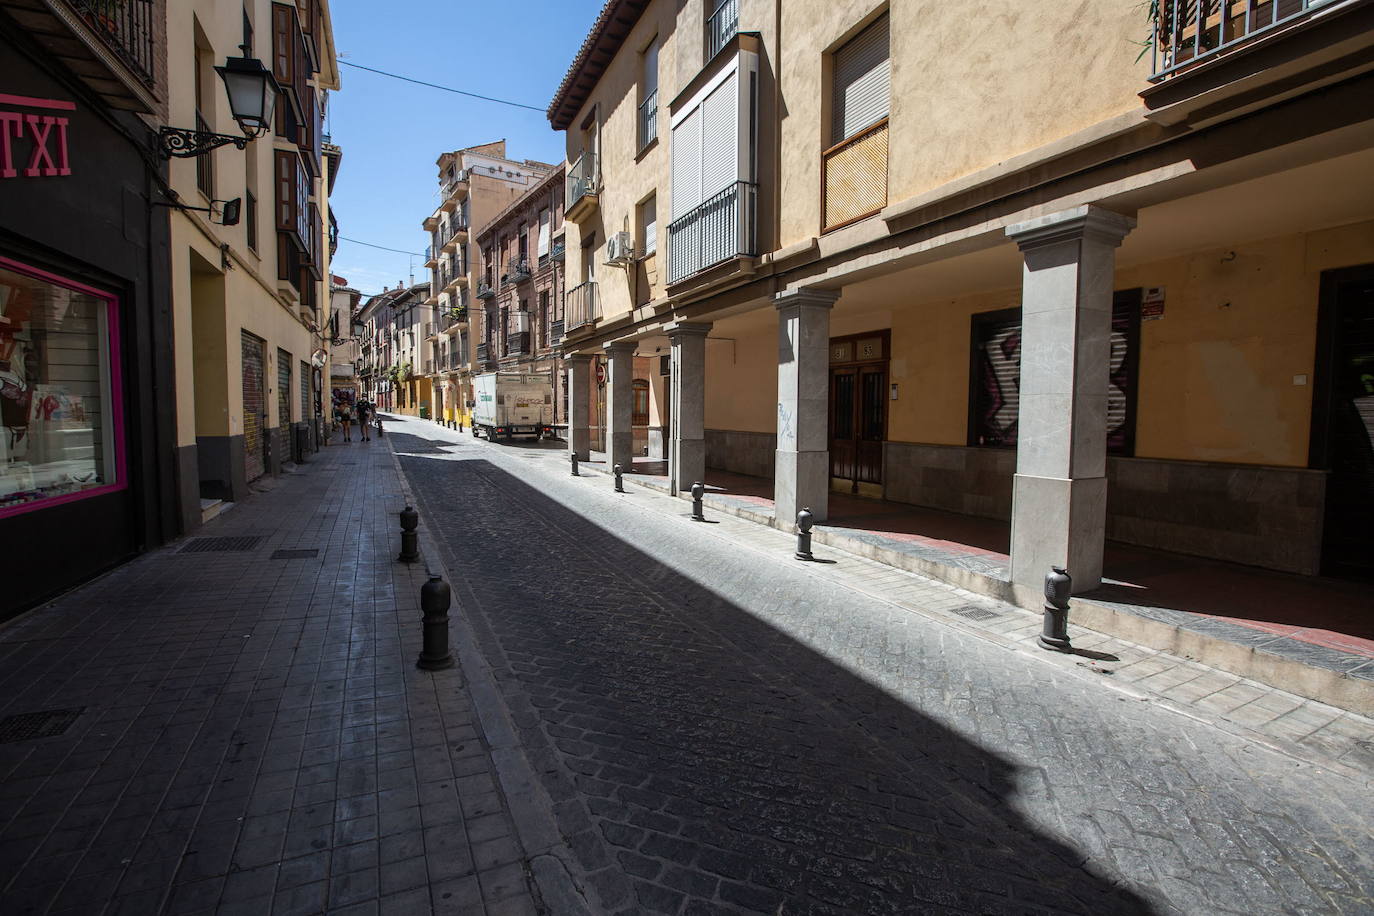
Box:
336;402;353;442
357;399;372;441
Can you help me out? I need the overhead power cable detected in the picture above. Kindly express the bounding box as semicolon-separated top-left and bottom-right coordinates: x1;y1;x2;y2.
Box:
339;60;546;113
337;235;425;257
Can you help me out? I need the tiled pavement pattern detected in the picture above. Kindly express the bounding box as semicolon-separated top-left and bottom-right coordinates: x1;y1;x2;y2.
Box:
0;439;539;915
389;415;1374;915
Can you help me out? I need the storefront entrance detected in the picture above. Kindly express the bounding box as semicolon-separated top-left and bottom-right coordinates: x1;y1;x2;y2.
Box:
1314;265;1374;580
242;331;267;483
829;332;888;496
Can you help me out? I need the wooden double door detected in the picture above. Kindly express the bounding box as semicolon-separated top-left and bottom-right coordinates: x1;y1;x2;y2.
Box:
828;332;889;495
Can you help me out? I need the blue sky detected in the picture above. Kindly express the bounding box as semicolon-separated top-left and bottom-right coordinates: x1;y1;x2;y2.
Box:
326;0;604;296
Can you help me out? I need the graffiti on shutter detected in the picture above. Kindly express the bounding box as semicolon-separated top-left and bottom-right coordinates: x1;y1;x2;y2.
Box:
277;348;292;464
242;331;266;481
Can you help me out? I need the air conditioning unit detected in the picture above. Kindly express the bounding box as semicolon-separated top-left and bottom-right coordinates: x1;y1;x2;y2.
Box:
513;311;531;333
604;231;634;266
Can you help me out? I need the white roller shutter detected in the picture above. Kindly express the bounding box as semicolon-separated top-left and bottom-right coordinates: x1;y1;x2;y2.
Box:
537;209;550;257
643;39;658;94
831;14;889;143
642;197;657;254
671;107;702;219
700;70;739;201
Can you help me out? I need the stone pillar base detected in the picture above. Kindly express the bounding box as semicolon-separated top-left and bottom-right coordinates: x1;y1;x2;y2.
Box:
674;439;705;495
1010;474;1107;593
775;449;829;524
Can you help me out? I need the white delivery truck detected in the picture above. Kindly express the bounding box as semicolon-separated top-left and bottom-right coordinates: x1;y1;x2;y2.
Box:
471;371;555;441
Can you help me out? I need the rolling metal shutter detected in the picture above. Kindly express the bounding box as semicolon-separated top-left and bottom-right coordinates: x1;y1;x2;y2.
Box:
241;331;266;482
832;14;890;144
670;108;702;220
700;70;739;201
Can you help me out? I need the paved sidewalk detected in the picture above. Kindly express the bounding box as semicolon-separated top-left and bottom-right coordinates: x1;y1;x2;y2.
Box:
0;436;540;915
388;415;1374;915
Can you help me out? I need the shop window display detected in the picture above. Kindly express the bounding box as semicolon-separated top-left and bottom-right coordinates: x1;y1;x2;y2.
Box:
0;258;123;516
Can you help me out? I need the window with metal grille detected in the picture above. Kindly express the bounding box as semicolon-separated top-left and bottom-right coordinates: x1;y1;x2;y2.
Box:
246;191;258;251
823;14;890;231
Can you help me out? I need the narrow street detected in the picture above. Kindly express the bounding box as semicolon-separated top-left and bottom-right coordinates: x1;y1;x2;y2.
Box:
387;415;1374;915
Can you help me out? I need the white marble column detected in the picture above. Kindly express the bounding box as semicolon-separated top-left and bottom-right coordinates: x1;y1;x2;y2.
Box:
774;288;839;524
1005;205;1135;593
604;342;635;471
566;354;591;460
667;322;711;495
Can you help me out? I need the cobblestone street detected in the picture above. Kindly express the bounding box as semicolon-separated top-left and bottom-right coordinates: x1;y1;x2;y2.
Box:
391;415;1374;916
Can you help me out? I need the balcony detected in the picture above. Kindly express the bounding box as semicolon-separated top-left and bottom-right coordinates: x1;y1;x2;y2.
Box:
476;341;498;370
441;306;468;331
424;359;435;375
476;280;496;300
565;280;600;333
565;152;599;221
424;321;437;341
508;258;531;285
706;0;739;62
443;271;465;297
550;240;566;262
667;181;757;285
440;169;469;212
821;119;889;231
424;245;438;269
638;89;659;151
504;332;531;358
1151;0;1334;80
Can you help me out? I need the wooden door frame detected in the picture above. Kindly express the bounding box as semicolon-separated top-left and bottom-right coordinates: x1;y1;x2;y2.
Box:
1309;263;1374;469
828;330;891;492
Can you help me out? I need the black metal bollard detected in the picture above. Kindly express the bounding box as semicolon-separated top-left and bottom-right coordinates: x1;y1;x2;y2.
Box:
795;507;815;560
398;505;419;563
570;452;580;476
690;481;705;521
1039;566;1073;652
416;575;455;670
613;463;624;493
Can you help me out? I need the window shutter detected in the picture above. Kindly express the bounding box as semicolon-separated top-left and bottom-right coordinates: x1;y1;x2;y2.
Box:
699;70;738;201
643;39;658;93
643;198;657;254
537;210;550;256
832;14;889;143
670;107;702;220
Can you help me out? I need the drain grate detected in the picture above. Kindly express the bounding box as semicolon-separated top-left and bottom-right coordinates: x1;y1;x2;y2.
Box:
271;549;319;560
949;605;1001;623
180;536;264;553
0;708;85;743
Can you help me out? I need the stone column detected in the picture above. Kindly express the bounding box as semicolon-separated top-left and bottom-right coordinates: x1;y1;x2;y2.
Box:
604;342;635;471
1005;205;1135;593
667;322;711;495
566;354;591;460
774;288;839;524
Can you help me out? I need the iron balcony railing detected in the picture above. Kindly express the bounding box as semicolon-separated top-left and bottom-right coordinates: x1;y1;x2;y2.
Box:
476;279;496;299
75;0;156;86
1151;0;1329;80
566;152;597;212
550;241;566;262
667;180;757;285
565;280;599;332
509;258;531;284
638;89;659;150
504;332;531;358
706;0;739;61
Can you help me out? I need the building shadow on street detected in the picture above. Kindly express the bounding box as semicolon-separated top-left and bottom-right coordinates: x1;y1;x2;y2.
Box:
399;448;1157;915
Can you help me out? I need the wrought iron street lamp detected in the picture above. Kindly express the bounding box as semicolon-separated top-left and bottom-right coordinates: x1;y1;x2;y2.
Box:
159;47;279;158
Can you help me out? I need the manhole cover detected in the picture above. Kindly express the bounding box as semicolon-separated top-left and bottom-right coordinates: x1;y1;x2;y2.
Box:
179;536;264;553
271;549;319;560
0;708;84;743
949;605;1001;623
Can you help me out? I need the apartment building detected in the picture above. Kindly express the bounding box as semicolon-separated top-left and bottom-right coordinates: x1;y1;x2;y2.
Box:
421;142;552;428
327;276;362;416
167;0;339;524
550;0;1374;603
357;281;429;414
471;165;569;430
